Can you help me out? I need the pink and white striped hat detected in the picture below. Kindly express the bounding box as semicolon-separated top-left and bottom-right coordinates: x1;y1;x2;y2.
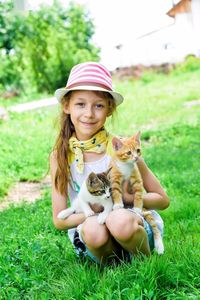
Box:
55;62;123;106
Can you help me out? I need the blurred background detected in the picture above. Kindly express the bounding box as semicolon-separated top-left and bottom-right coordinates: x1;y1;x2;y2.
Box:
0;0;200;99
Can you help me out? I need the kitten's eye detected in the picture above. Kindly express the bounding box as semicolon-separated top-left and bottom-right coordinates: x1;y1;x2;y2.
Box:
137;149;141;154
127;151;131;155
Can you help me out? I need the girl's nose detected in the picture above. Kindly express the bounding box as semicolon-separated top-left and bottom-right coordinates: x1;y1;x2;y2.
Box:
84;106;94;117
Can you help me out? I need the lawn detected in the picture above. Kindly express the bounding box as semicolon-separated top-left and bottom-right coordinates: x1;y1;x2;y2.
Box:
0;67;200;299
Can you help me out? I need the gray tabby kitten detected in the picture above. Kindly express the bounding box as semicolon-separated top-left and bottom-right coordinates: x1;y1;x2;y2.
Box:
57;171;113;224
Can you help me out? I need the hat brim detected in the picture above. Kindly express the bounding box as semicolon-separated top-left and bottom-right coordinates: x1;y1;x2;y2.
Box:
55;85;124;106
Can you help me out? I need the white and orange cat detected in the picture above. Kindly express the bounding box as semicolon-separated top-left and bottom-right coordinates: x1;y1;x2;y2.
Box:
109;131;143;212
57;171;113;225
109;132;164;254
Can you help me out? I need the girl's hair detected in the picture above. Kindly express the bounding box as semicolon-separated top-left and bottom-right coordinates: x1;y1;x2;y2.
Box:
53;90;116;196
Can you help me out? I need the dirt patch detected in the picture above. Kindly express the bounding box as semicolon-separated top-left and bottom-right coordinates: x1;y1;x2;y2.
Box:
0;176;51;211
112;63;175;80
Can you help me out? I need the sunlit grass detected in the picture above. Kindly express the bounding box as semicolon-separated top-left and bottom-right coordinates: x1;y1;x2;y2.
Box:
0;68;200;298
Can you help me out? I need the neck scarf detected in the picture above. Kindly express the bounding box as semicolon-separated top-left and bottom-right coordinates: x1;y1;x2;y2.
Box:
69;128;109;174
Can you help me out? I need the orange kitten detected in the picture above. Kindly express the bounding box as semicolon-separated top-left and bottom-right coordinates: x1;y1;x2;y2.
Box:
109;131;143;212
109;132;164;254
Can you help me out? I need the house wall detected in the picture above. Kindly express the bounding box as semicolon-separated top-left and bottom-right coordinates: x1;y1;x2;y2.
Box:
191;0;200;55
128;1;199;66
173;12;196;57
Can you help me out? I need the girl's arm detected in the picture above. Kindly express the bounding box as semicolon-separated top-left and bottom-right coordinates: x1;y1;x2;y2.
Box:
123;157;170;210
50;151;86;231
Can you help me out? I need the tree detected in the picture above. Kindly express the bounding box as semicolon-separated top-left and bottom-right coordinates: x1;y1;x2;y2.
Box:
0;0;100;93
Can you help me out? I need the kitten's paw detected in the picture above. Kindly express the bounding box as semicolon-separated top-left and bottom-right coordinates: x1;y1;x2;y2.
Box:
154;239;164;255
113;203;124;210
57;209;70;219
85;210;95;218
133;207;142;214
97;213;107;224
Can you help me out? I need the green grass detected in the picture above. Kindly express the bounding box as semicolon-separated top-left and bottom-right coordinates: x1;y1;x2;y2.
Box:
0;108;57;200
111;69;200;134
0;67;200;299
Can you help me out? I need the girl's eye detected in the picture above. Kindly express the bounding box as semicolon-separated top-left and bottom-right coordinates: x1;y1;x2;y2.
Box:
127;151;131;155
75;103;85;107
96;104;104;109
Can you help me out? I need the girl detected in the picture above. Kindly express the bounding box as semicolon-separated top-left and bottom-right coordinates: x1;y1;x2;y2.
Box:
50;62;170;264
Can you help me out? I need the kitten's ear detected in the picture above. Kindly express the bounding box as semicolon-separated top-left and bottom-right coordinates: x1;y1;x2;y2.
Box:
103;167;112;177
133;131;141;145
88;172;97;180
88;172;98;185
106;167;112;175
112;137;123;151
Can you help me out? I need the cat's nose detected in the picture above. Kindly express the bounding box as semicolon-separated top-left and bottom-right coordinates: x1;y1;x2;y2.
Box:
132;155;138;161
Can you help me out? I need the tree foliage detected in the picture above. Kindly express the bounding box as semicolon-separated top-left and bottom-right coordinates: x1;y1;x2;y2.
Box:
0;0;99;94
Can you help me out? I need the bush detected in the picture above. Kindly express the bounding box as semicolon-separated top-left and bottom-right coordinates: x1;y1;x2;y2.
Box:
0;1;100;95
173;55;200;74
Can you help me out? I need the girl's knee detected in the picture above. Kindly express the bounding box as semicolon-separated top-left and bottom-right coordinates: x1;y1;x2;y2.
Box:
81;217;110;249
106;209;142;242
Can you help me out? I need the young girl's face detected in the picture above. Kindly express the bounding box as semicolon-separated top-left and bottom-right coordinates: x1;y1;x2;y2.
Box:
64;90;110;140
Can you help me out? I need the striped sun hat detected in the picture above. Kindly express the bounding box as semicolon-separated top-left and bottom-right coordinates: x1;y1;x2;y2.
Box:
55;62;124;106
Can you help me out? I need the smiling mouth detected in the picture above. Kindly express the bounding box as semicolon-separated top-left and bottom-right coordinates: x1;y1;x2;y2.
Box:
81;121;97;125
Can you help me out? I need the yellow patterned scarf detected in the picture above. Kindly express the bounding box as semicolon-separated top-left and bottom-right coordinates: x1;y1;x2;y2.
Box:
69;128;109;174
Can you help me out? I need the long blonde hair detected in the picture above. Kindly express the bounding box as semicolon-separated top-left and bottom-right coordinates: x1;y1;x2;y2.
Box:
53;90;116;196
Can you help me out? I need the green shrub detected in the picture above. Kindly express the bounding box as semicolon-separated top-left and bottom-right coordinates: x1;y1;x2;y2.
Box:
173;55;200;74
0;1;99;94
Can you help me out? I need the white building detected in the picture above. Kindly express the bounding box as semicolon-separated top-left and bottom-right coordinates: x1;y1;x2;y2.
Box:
119;0;200;66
